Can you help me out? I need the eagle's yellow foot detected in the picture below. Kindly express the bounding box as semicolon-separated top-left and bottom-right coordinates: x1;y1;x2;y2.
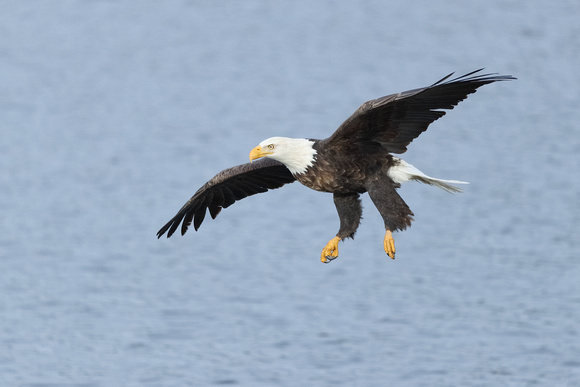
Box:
321;236;341;264
384;230;396;260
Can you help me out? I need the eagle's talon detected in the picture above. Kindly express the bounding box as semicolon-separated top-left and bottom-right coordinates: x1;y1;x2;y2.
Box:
320;236;341;263
323;254;338;263
384;230;396;260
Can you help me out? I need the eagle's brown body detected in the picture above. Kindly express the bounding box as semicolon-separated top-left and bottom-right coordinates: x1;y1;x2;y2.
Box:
296;140;395;194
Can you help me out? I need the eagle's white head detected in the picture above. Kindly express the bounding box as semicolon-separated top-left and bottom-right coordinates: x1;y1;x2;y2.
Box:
249;137;317;175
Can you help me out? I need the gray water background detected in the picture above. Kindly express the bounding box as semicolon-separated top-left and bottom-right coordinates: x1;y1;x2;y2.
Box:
1;1;579;386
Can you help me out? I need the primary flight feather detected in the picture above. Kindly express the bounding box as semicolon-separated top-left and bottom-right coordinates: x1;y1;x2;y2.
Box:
157;69;515;263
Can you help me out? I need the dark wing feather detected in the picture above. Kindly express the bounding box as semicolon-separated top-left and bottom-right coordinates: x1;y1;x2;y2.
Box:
325;69;516;154
157;158;296;238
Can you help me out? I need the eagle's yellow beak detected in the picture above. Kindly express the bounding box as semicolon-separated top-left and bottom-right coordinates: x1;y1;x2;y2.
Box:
249;145;272;162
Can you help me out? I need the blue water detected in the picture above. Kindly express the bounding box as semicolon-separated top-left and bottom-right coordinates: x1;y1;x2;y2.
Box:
1;1;579;386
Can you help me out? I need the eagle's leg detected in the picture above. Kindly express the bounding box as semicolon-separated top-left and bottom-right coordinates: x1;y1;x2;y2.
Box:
321;193;363;263
384;229;396;259
367;178;414;260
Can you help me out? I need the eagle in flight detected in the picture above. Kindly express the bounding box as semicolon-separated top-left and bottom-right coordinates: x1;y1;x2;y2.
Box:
157;69;515;263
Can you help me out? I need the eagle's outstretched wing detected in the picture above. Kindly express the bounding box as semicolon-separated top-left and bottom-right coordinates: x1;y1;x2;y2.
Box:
157;158;296;238
325;69;516;154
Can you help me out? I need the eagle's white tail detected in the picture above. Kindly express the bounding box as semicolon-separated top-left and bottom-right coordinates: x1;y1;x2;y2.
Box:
387;158;468;193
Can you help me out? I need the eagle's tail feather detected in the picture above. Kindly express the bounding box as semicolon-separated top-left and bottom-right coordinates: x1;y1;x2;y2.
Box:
409;175;468;193
388;158;468;193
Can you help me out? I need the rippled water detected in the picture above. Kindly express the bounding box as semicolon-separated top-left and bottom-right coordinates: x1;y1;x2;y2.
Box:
1;1;579;386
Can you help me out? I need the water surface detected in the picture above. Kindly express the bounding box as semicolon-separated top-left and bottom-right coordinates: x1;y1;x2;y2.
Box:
1;1;579;386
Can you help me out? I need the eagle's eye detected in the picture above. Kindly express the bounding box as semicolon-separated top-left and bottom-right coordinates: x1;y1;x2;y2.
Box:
267;144;275;150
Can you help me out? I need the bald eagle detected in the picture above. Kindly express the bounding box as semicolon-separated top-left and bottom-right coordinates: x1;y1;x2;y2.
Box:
157;69;515;263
